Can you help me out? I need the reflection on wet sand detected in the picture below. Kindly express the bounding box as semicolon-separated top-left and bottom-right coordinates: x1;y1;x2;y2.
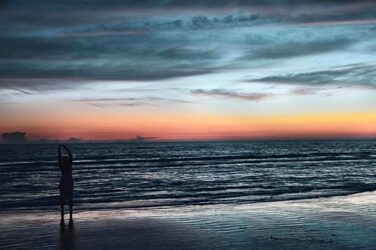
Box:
59;225;75;250
1;192;375;250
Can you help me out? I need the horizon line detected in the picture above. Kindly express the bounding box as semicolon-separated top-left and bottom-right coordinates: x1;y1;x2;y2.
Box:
1;136;376;145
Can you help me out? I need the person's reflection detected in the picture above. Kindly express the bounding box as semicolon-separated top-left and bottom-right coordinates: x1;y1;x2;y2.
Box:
59;225;76;250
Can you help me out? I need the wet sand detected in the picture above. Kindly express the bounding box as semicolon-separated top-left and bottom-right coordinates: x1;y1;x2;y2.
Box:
1;191;375;249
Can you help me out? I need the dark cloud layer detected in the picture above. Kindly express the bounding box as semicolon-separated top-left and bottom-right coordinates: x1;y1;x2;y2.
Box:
243;38;354;60
4;1;375;9
1;0;375;92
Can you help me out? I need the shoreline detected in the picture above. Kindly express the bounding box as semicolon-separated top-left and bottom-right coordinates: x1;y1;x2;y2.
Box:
2;189;375;216
1;191;375;249
0;190;374;219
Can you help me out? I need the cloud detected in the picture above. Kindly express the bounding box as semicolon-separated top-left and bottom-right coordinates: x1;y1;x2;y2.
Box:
76;96;192;107
0;61;217;84
252;64;376;89
291;87;325;96
0;31;219;85
289;87;338;97
0;32;358;89
191;88;272;101
4;1;375;9
0;37;74;59
6;87;34;95
0;0;375;94
243;38;354;60
0;78;92;92
61;14;265;37
3;1;376;25
88;101;150;108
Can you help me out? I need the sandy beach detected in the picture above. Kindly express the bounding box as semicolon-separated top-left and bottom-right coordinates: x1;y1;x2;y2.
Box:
1;191;375;250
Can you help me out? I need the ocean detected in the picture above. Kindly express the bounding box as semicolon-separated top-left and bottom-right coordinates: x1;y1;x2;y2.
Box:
0;140;375;212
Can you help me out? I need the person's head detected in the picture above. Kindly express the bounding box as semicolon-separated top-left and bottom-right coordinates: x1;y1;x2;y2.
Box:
60;156;72;170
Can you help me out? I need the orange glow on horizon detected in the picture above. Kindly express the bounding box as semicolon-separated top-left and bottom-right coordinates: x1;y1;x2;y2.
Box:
1;111;375;141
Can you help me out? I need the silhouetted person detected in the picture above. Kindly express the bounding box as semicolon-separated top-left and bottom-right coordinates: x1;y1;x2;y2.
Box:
58;145;74;227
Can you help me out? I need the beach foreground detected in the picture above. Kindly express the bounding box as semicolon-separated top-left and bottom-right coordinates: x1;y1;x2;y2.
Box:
1;191;375;250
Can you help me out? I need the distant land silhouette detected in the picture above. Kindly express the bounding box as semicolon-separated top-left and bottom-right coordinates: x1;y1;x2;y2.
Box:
67;138;82;143
130;135;158;142
1;132;28;144
0;133;157;144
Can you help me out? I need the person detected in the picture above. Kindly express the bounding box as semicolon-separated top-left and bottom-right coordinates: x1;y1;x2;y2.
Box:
58;145;74;226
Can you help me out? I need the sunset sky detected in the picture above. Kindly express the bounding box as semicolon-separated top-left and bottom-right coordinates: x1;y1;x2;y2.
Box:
1;0;376;141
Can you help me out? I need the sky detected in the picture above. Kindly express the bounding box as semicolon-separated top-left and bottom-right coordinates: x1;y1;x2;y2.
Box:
0;0;376;141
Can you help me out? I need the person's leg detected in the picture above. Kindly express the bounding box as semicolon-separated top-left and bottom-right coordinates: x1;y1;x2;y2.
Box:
68;197;73;226
60;196;65;225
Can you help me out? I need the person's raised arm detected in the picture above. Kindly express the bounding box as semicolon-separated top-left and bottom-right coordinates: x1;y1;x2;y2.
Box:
62;145;73;163
58;145;73;164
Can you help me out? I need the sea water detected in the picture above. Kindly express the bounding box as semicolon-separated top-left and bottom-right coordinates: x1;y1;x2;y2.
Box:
0;140;375;212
